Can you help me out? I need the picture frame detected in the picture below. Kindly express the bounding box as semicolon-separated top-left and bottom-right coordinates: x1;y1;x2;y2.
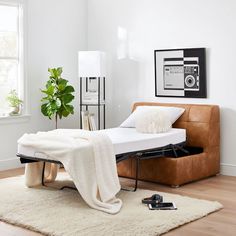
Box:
154;48;207;98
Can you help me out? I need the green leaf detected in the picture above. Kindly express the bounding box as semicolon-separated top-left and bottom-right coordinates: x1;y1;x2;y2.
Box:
62;94;74;104
41;96;49;102
41;104;48;116
58;79;68;91
48;67;61;79
63;85;75;94
49;101;58;110
41;85;55;96
65;104;74;113
48;85;55;95
48;68;55;78
46;81;52;89
41;90;48;94
57;67;63;77
59;79;68;84
62;109;70;117
52;68;58;78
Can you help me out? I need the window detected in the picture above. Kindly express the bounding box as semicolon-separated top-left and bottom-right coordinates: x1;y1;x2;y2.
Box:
0;2;24;116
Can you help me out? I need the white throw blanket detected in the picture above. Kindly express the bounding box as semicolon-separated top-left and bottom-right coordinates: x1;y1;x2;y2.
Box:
18;129;122;214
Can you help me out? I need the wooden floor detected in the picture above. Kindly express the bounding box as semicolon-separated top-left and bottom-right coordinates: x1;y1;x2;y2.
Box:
0;168;236;236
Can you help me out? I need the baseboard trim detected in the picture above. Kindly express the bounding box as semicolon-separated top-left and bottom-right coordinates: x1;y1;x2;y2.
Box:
0;158;23;171
220;163;236;177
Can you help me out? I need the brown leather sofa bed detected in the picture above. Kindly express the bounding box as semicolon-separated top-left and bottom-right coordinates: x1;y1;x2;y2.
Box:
117;102;220;187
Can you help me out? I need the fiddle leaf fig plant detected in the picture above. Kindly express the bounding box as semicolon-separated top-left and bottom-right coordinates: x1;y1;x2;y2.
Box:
41;67;75;128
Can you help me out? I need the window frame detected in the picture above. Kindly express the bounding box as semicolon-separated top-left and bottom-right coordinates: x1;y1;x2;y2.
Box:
0;0;28;119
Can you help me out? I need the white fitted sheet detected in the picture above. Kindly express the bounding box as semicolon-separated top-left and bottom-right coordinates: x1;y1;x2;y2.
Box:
101;128;186;155
18;128;186;160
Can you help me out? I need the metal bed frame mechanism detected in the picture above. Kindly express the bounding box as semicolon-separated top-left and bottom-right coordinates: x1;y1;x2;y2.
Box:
17;141;188;192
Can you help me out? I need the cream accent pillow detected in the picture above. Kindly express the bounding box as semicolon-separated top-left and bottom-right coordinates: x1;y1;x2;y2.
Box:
120;106;185;128
135;109;171;133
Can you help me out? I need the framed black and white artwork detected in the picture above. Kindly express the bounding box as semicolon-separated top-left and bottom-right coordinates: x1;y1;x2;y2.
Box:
154;48;206;98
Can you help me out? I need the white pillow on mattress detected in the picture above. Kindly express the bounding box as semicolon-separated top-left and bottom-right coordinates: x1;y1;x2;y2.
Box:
135;109;171;133
120;106;185;128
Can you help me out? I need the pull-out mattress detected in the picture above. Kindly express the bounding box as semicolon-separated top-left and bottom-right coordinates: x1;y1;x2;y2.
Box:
18;128;186;160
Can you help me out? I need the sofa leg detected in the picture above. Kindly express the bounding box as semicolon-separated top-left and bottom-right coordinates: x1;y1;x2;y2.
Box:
171;185;180;188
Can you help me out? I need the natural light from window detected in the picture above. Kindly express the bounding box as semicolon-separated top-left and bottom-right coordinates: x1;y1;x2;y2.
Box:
0;3;23;117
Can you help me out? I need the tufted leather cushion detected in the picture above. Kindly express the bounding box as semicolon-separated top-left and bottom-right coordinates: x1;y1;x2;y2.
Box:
117;102;220;186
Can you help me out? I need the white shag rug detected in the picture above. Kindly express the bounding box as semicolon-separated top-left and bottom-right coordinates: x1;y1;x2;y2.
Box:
0;173;222;236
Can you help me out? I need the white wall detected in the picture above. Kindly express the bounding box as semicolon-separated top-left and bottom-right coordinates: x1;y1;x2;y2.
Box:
0;0;87;170
1;0;236;176
88;0;236;176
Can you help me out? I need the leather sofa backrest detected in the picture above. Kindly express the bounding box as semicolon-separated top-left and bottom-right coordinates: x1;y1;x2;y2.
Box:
132;102;220;149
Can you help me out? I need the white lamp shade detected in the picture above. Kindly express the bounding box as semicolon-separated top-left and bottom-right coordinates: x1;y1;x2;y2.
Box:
78;51;106;77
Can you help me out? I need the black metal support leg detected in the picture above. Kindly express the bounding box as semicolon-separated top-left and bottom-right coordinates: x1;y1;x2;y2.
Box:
98;77;101;130
121;155;140;192
134;156;140;191
41;161;77;190
60;186;77;191
80;77;82;129
103;105;105;129
41;161;46;186
103;77;105;129
85;77;88;111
